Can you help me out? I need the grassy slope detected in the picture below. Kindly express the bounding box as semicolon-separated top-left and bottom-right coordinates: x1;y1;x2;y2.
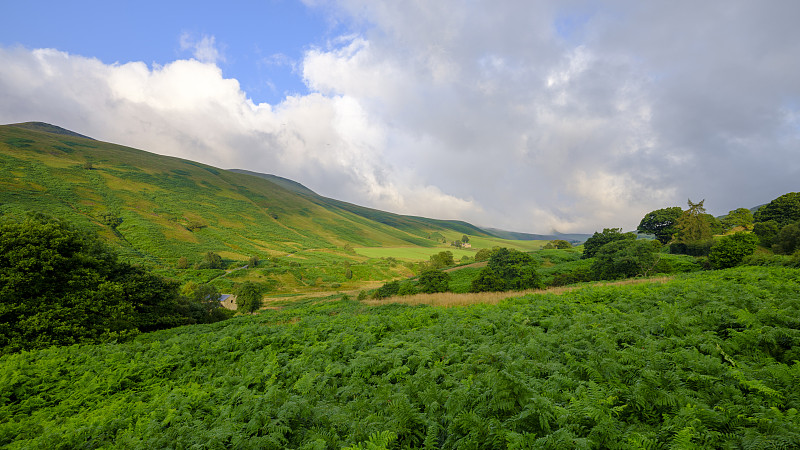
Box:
0;124;493;266
229;168;490;240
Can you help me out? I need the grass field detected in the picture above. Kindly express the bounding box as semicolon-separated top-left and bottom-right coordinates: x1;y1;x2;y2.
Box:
355;236;550;262
354;246;476;260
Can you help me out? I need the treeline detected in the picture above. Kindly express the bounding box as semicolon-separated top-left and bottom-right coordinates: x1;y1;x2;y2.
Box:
0;213;233;354
369;192;800;300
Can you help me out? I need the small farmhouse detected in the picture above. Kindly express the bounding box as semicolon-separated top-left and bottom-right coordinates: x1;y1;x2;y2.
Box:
219;294;237;310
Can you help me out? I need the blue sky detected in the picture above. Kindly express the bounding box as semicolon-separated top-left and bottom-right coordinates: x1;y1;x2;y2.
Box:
1;1;798;233
0;0;340;104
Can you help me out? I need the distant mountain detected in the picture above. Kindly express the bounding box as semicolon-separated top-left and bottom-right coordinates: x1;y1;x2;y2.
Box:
0;122;495;264
481;227;591;243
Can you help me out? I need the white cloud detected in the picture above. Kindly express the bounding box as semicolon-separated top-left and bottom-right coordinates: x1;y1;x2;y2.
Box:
0;46;476;224
179;33;225;64
2;1;799;234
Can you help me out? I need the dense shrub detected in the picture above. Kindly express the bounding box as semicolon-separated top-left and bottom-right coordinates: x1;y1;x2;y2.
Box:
591;239;663;280
417;270;450;293
0;214;227;354
773;222;800;255
372;280;400;299
669;238;714;256
708;232;759;269
471;248;541;292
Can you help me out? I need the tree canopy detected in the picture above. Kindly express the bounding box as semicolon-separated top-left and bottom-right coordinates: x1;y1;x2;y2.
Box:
418;270;450;293
591;239;663;280
234;282;264;313
428;251;454;269
722;208;754;231
0;214;228;354
708;232;759;269
637;207;682;244
582;228;637;259
753;192;800;227
674;199;712;243
471;248;541;292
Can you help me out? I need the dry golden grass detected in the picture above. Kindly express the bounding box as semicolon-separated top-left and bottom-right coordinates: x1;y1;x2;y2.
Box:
362;276;674;308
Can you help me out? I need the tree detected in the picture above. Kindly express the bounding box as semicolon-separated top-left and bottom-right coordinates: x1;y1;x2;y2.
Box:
722;208;754;231
753;220;780;248
373;281;400;299
248;255;260;267
773;222;800;255
196;251;224;269
474;247;495;261
176;256;189;269
553;240;572;249
674;199;712;243
0;213;201;353
592;239;663;280
637;207;682;244
418;270;450;293
234;282;263;313
470;268;506;292
429;251;454;269
179;283;232;324
461;235;470;244
753;192;800;227
702;213;724;235
471;248;541;292
708;232;758;269
582;228;636;259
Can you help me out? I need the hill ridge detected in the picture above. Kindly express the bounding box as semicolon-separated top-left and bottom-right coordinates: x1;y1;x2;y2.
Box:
8;121;95;140
0;123;495;265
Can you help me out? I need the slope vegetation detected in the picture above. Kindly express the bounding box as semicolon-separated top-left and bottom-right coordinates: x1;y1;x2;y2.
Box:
1;266;798;448
0;123;492;265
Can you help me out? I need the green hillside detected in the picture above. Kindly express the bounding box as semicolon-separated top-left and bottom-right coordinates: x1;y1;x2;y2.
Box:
229;169;489;238
0;123;493;267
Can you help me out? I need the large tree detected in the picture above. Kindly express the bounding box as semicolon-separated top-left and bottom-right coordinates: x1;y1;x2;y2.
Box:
582;228;637;259
418;270;451;293
234;282;264;313
0;214;196;353
754;192;800;227
722;208;754;231
674;199;712;243
637;207;682;244
708;232;759;269
471;248;541;292
592;239;663;280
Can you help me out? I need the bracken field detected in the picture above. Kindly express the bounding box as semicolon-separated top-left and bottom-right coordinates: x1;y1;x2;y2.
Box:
2;266;799;449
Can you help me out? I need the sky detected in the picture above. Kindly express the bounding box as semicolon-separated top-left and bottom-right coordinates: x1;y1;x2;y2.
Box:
1;1;798;234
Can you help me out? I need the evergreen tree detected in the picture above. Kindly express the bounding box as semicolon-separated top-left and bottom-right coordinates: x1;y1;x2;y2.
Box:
675;199;711;243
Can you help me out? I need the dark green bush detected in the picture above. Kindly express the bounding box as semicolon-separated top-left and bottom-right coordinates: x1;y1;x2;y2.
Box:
708;232;758;269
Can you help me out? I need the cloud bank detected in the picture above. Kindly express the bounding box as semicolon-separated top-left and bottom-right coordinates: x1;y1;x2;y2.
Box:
1;1;799;233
